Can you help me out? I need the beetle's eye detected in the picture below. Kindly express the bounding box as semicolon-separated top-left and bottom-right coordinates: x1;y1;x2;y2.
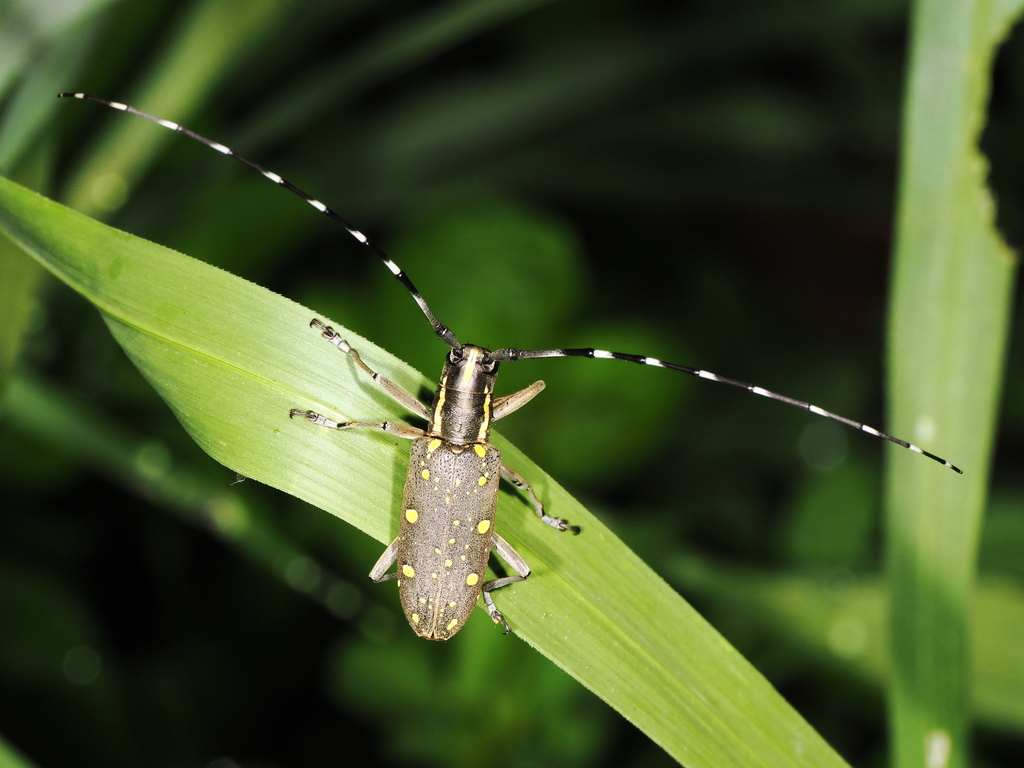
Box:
448;348;465;364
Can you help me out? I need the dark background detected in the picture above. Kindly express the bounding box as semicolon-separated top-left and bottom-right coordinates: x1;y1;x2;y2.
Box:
1;0;1023;766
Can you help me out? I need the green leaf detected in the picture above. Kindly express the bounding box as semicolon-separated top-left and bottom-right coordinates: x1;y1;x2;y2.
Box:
886;1;1023;766
0;174;851;767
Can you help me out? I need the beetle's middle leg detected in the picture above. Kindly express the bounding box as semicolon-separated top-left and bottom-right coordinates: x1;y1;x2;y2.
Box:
500;463;580;534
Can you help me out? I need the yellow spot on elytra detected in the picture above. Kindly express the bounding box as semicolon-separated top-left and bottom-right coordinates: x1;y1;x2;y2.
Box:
445;560;453;567
434;548;441;555
412;614;420;624
460;555;466;561
431;573;438;579
478;476;487;486
453;520;460;526
454;478;461;486
405;509;418;523
449;538;456;544
427;438;442;453
477;520;491;534
419;598;426;604
402;565;415;578
474;444;486;457
466;573;479;586
421;469;430;480
446;619;458;631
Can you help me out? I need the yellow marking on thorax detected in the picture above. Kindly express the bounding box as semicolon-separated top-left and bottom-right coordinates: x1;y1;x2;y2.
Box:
431;371;448;427
476;392;492;441
427;438;443;453
459;347;482;390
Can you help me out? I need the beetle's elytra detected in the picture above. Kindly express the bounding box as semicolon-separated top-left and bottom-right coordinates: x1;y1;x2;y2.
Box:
61;92;961;641
395;437;502;640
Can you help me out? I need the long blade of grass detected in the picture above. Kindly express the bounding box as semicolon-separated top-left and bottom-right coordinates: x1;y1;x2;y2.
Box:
886;1;1023;766
0;174;851;767
238;0;561;149
62;0;286;217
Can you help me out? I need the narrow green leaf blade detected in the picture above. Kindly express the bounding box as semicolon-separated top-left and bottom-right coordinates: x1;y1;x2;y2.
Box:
0;174;850;768
887;1;1022;766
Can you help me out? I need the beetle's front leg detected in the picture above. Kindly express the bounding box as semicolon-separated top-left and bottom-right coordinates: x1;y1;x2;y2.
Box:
307;319;430;420
288;410;426;440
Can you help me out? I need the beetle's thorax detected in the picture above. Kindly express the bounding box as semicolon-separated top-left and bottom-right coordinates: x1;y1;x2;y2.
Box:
428;345;498;445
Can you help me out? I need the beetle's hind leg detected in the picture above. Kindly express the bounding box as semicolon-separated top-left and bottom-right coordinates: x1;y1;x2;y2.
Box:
369;538;400;582
482;533;532;634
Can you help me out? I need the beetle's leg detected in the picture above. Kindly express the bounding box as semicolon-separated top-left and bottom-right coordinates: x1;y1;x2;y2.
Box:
482;533;532;634
308;319;430;420
500;463;580;534
288;410;426;440
492;380;545;421
369;538;400;582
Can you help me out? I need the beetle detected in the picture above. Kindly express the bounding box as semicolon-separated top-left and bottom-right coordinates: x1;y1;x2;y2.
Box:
289;325;575;639
60;92;961;640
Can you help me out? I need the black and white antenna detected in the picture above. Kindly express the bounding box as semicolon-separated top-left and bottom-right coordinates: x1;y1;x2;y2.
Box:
59;92;962;473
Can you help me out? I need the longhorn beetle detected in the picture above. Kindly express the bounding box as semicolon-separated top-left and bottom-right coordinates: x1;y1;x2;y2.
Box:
60;92;962;641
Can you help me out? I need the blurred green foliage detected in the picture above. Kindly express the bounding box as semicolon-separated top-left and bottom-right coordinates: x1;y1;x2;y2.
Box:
0;0;1022;767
